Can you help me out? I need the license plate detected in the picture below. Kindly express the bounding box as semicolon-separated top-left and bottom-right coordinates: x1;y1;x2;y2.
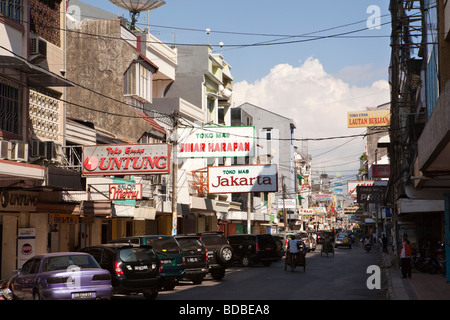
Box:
187;257;198;263
161;259;172;265
73;292;93;299
135;265;148;270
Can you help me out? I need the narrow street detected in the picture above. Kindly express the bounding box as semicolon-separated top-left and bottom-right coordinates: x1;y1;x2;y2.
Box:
114;243;387;301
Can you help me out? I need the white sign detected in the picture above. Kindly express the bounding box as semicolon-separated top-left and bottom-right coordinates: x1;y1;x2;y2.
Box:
347;180;375;196
18;228;36;269
299;209;315;215
277;199;297;209
177;126;255;158
207;164;278;194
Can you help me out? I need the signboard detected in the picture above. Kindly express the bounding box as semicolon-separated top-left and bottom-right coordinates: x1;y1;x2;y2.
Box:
314;194;333;201
0;191;38;212
356;186;386;203
299;208;315;215
207;164;278;194
177;126;255;158
347;110;390;128
278;198;296;209
109;184;142;200
82;143;170;176
18;228;36;268
347;180;375;196
371;164;390;178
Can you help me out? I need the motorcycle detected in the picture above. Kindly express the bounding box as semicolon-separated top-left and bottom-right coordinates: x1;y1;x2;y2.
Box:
364;242;372;252
0;280;12;301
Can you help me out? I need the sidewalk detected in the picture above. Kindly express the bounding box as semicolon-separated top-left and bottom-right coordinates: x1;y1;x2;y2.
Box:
381;249;450;300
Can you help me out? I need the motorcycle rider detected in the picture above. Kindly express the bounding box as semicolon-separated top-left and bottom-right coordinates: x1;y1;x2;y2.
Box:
363;235;372;251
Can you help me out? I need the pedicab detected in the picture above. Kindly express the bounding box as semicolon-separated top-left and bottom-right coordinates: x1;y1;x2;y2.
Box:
284;239;306;272
320;236;334;257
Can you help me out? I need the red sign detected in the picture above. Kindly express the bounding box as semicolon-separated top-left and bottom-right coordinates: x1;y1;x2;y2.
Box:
82;144;170;176
372;164;390;178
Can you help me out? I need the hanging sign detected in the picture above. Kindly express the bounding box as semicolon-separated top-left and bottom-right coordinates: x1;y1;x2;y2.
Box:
109;184;142;200
207;164;277;194
177;126;255;158
82;143;170;176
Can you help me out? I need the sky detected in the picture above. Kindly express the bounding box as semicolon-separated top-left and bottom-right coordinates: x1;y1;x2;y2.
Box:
73;0;392;183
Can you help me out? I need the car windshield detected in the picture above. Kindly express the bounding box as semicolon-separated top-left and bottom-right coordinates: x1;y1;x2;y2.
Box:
146;237;180;254
42;255;100;272
119;247;156;262
337;234;347;239
200;234;228;246
177;238;203;250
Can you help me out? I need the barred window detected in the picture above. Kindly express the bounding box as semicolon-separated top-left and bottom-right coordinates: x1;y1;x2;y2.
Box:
0;79;22;135
0;0;23;24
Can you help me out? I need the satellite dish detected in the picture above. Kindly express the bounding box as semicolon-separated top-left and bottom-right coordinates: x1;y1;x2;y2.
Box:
109;0;166;29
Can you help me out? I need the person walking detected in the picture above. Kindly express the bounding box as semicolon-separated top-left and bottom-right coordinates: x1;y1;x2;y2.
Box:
382;234;388;254
399;233;412;278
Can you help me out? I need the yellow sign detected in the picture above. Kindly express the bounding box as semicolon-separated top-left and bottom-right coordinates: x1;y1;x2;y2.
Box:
347;110;390;128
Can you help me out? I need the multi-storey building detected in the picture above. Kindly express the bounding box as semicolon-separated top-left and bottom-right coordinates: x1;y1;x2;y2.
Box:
0;0;77;279
388;0;450;281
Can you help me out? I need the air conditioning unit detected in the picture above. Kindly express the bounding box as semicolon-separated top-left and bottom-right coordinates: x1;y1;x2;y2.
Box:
11;141;29;162
30;36;47;63
31;139;47;158
45;141;62;162
0;140;12;159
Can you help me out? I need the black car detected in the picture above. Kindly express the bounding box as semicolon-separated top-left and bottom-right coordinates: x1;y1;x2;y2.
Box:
227;234;279;267
198;232;233;280
82;243;160;300
175;235;208;284
109;235;185;291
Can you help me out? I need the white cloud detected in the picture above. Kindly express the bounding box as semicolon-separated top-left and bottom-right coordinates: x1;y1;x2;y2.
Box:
232;57;390;175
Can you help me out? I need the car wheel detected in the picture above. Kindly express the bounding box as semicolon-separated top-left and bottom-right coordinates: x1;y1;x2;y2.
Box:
241;256;251;267
163;280;176;291
211;268;225;280
218;245;233;264
33;290;42;300
192;275;204;285
144;290;158;300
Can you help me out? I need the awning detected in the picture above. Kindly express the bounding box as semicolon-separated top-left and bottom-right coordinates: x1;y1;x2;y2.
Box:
0;55;74;87
134;206;156;220
396;198;444;215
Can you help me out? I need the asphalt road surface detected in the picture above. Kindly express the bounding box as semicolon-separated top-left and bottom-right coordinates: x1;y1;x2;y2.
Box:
114;242;388;301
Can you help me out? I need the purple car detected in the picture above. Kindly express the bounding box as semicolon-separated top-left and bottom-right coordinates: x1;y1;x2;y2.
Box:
9;252;113;300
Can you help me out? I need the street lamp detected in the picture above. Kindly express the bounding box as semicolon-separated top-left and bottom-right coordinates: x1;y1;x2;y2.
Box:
109;0;166;30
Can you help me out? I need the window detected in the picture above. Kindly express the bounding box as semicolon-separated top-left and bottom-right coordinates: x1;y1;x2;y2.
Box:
124;62;153;103
0;0;23;24
0;79;22;135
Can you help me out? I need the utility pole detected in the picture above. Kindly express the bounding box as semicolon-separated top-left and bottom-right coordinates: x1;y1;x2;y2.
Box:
171;110;179;235
282;175;287;231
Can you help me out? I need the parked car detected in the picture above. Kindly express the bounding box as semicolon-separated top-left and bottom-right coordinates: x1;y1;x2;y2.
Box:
175;235;208;284
8;252;112;300
271;235;285;258
109;235;185;291
197;232;233;280
297;232;316;252
82;243;160;299
335;232;352;249
227;234;279;267
274;232;299;253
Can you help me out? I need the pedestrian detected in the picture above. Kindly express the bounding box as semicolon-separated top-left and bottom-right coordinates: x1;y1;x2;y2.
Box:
399;233;412;278
382;234;388;253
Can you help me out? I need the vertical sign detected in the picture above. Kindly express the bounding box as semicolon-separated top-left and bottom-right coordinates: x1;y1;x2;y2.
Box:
18;228;36;269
